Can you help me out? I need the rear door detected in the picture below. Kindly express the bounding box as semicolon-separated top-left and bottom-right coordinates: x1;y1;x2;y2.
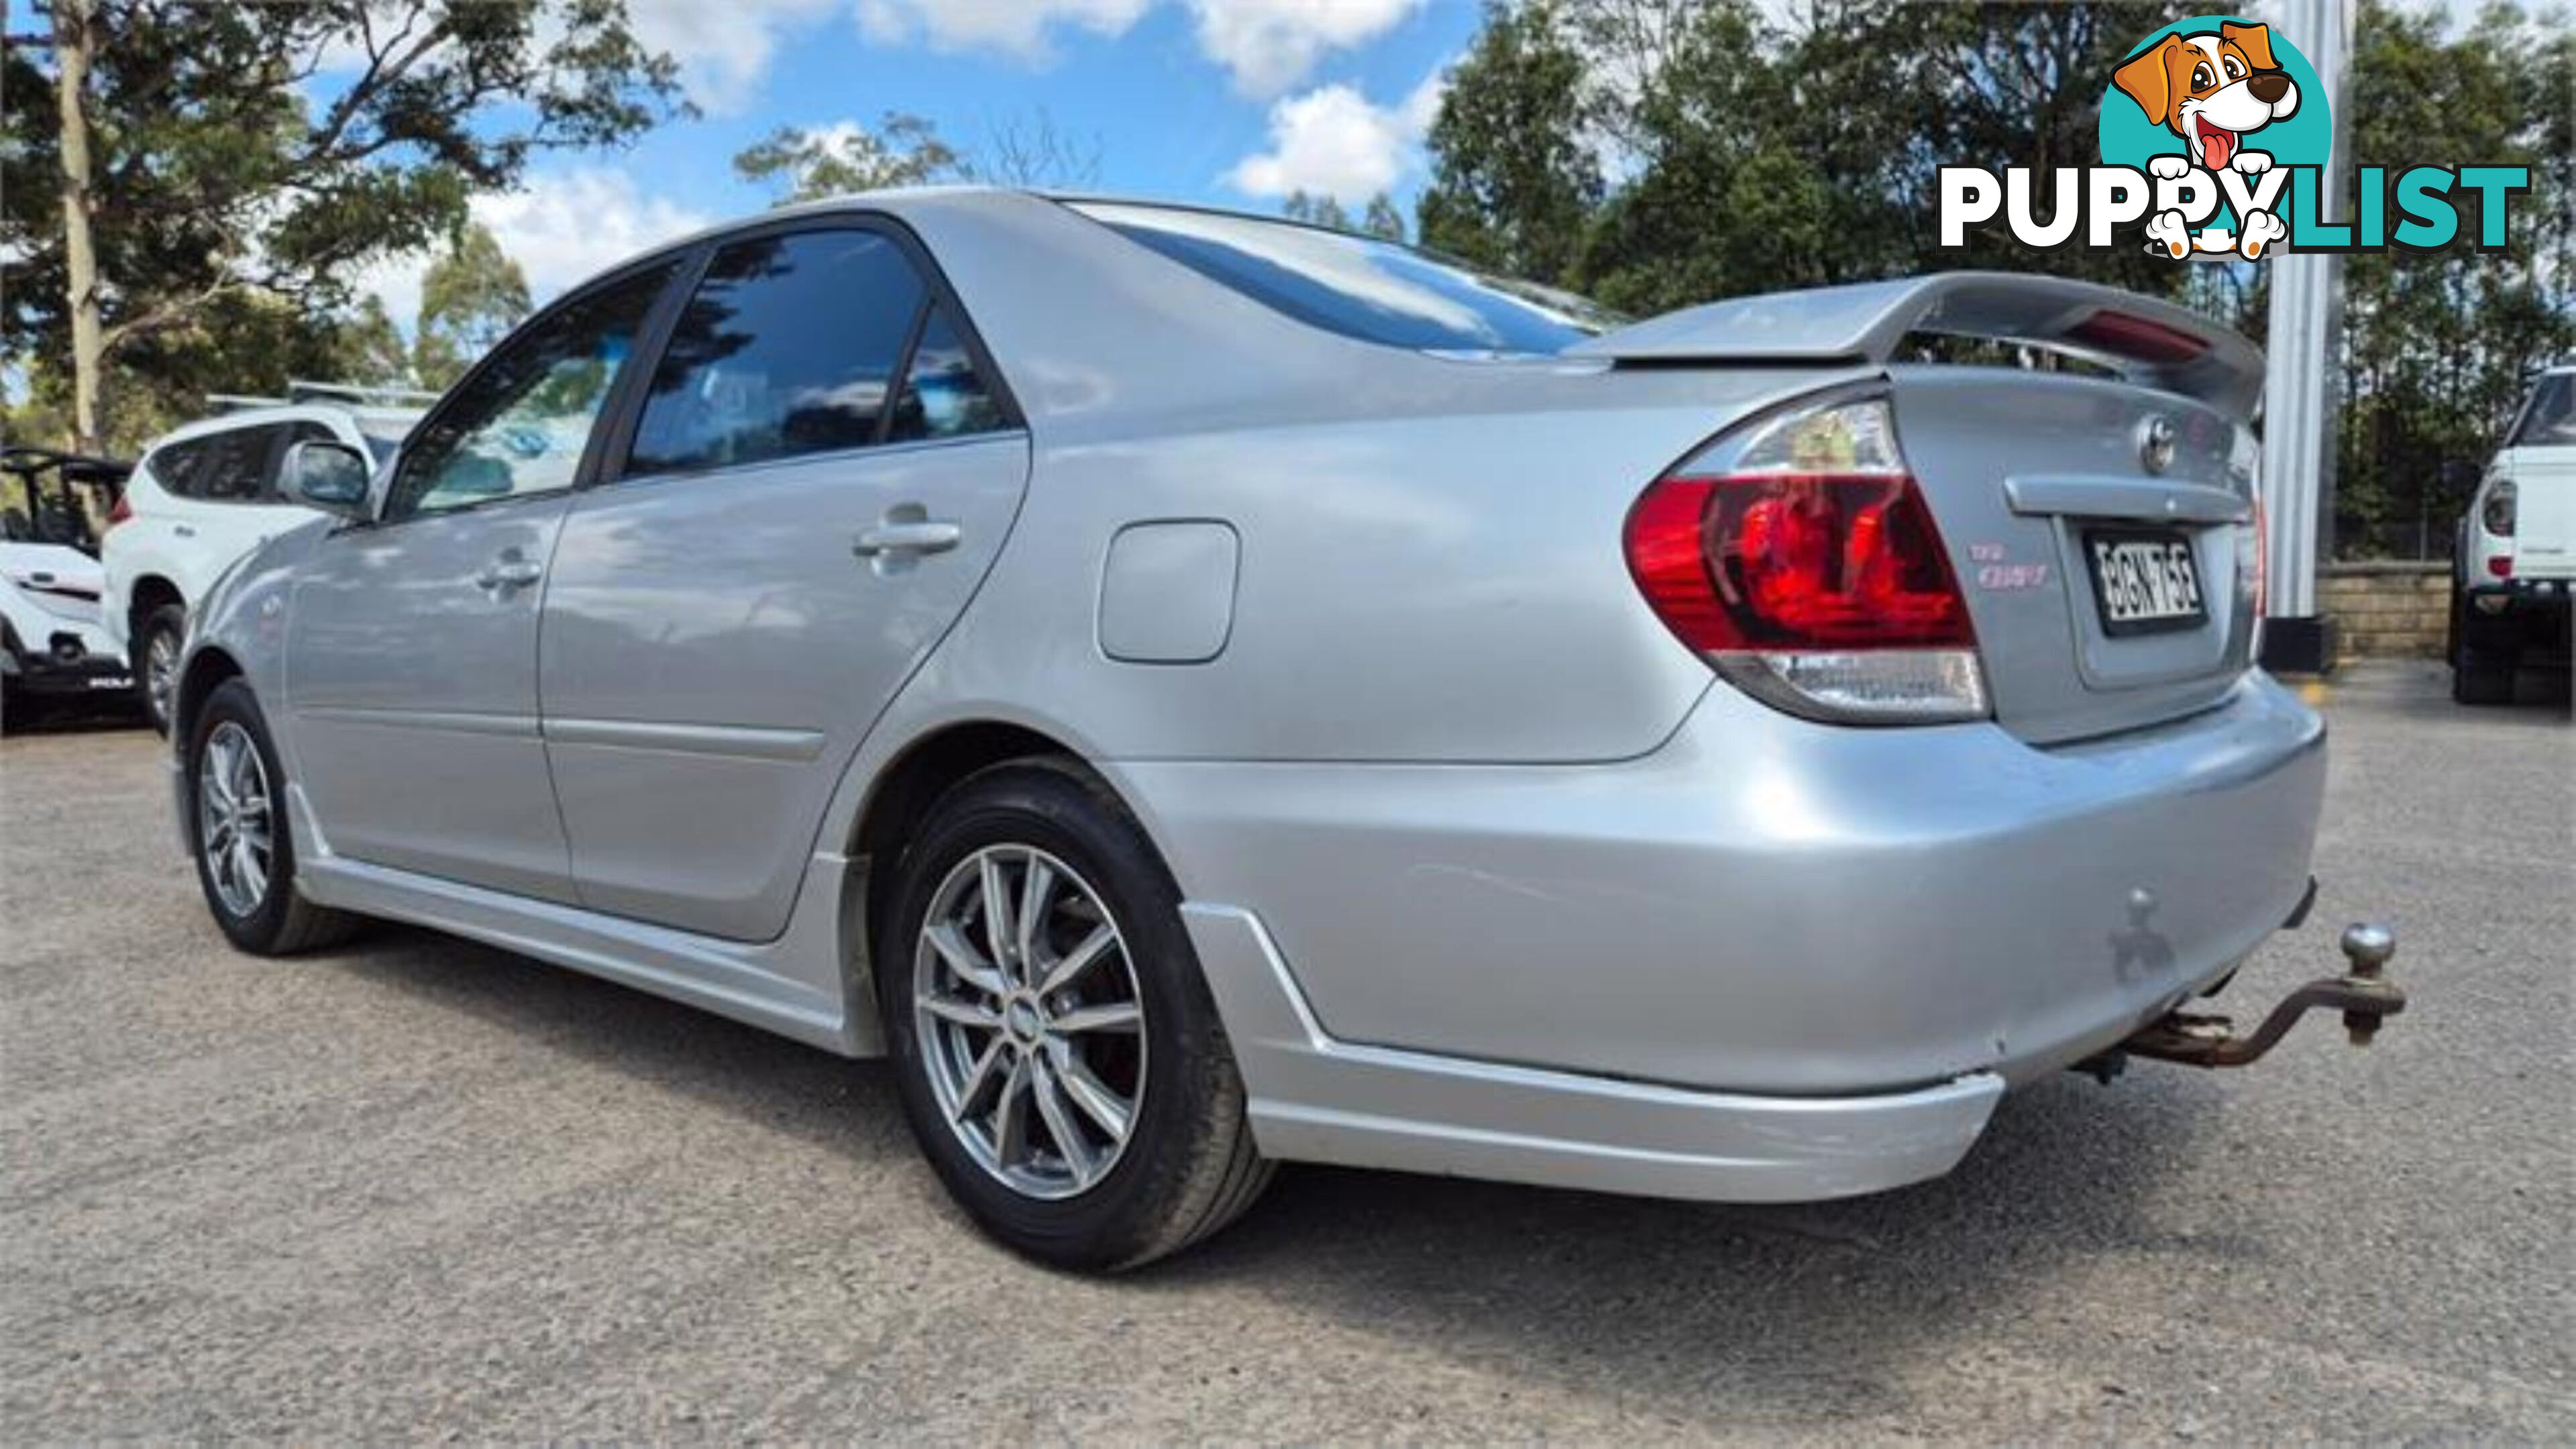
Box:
284;260;680;900
163;423;288;605
539;221;1030;941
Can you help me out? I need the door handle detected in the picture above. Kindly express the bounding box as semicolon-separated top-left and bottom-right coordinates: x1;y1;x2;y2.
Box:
474;554;543;591
172;524;195;539
853;520;962;557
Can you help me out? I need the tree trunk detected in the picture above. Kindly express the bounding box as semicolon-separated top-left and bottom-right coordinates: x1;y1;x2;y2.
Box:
52;0;105;454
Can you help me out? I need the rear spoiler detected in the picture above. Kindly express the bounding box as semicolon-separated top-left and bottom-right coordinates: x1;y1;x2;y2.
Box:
1564;271;2265;417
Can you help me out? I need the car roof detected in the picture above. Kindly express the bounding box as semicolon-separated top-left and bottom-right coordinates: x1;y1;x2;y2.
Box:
578;186;1360;290
147;402;420;451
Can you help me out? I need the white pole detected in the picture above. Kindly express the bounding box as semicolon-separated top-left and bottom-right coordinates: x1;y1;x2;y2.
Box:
2259;0;2353;672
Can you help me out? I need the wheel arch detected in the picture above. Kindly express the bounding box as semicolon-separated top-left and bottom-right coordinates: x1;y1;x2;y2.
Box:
128;573;184;637
841;717;1169;1032
172;643;245;746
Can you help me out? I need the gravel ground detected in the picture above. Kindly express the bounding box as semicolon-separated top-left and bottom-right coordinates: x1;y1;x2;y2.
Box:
3;661;2569;1442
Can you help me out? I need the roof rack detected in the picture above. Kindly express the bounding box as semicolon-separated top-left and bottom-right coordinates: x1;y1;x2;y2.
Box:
205;380;439;413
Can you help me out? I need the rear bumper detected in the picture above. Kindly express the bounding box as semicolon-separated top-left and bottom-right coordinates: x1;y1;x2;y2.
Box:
1120;669;2326;1101
1183;902;2006;1203
1136;672;2324;1202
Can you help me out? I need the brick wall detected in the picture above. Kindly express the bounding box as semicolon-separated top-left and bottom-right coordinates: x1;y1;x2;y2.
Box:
2317;561;2450;663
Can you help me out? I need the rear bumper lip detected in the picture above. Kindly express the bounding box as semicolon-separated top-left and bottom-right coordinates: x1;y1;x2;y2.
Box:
1184;902;2004;1203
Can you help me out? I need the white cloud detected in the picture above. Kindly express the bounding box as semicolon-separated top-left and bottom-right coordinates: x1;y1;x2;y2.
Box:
851;0;1153;60
627;0;843;112
1189;0;1427;96
1225;68;1445;203
472;169;714;300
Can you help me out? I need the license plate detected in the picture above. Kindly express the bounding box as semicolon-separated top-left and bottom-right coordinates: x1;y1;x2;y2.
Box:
87;674;132;690
2085;529;2206;635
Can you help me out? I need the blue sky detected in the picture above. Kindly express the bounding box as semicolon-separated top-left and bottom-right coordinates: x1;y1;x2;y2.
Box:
368;0;1487;313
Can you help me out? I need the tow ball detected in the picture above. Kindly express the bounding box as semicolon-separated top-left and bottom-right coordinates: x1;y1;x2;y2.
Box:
2118;922;2408;1069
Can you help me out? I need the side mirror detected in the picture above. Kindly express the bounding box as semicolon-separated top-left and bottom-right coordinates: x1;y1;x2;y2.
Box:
284;440;374;523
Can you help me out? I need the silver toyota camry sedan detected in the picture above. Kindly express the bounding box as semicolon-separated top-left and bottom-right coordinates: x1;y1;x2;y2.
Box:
172;189;2400;1269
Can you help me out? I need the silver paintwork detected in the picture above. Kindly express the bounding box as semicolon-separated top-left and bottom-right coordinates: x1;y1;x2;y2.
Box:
175;189;2326;1207
914;844;1146;1199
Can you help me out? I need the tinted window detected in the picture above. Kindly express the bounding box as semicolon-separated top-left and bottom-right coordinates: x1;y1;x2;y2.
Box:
1073;202;1624;356
629;230;928;477
193;425;282;503
886;304;1006;444
2508;374;2575;447
386;263;674;522
147;438;209;498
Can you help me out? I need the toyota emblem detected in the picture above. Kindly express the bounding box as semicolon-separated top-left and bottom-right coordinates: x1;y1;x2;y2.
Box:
2137;415;2178;475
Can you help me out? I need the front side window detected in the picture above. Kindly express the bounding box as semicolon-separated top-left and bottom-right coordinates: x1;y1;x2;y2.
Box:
385;263;675;522
627;229;929;477
1071;201;1625;356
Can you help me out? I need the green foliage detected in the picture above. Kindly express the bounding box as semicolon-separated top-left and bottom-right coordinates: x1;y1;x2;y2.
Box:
2334;0;2574;557
733;110;1104;205
413;225;533;387
2;0;684;448
1415;0;1601;283
735;113;961;204
1413;0;2575;559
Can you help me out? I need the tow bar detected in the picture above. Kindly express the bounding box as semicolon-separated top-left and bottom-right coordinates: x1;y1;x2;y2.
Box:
2117;922;2407;1070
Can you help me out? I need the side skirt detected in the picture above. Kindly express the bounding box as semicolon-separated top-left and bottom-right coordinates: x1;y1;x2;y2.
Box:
292;793;875;1059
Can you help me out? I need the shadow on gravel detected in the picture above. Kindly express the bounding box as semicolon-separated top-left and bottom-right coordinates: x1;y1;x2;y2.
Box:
1144;1072;2226;1428
309;916;2227;1431
0;701;150;737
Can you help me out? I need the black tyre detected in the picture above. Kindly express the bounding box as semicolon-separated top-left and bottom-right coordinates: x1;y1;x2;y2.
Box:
187;679;362;954
877;759;1271;1271
138;602;186;735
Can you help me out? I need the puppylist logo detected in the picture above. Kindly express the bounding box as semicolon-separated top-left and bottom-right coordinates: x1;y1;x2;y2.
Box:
1939;15;2530;261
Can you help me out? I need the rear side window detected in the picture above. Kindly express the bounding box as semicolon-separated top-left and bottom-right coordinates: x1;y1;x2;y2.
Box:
886;305;1006;444
628;229;930;476
146;438;209;498
2508;374;2575;447
191;425;280;503
1072;202;1624;356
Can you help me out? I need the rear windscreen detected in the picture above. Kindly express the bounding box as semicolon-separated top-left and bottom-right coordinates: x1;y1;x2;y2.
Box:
1072;201;1623;356
2508;374;2574;447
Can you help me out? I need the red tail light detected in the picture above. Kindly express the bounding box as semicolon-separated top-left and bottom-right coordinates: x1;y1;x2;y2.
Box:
1625;395;1986;722
105;494;132;531
2487;553;2513;578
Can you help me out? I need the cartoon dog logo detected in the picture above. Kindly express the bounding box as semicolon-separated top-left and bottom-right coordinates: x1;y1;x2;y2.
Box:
2113;21;2300;260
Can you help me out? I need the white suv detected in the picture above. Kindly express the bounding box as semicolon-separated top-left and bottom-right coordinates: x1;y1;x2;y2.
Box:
2452;366;2575;704
105;403;414;731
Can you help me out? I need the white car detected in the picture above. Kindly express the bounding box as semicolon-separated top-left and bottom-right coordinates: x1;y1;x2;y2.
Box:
2;447;134;722
105;402;413;732
2452;364;2575;704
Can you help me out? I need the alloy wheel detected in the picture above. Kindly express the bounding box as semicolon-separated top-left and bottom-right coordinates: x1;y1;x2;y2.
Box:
146;629;177;726
912;843;1146;1200
197;720;273;917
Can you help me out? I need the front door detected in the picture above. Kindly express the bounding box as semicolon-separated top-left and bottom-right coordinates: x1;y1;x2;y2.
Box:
539;225;1030;940
284;261;678;900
